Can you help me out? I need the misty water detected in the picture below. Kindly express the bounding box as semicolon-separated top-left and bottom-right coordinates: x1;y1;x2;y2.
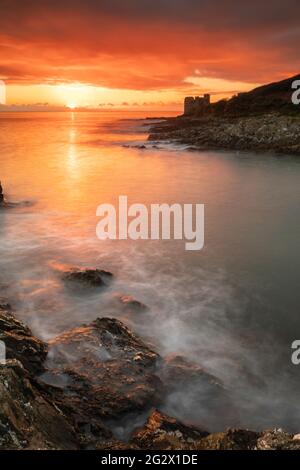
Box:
0;111;300;433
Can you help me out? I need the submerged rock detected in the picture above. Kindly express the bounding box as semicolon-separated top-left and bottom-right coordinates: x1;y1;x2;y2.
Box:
131;409;208;450
123;144;147;149
159;355;236;430
45;318;161;422
0;181;10;209
0;307;47;375
0;359;77;449
161;354;222;386
116;294;148;313
0;298;11;311
62;268;113;289
0;182;20;209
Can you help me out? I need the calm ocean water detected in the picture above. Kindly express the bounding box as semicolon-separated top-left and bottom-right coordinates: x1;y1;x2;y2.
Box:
0;111;300;431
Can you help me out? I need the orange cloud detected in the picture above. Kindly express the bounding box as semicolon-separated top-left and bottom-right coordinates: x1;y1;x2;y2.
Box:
0;0;299;104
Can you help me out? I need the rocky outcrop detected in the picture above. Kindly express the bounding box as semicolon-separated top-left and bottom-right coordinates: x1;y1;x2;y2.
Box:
149;114;300;156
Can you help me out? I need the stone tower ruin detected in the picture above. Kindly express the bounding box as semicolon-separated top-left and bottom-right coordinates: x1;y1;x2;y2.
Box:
184;94;211;116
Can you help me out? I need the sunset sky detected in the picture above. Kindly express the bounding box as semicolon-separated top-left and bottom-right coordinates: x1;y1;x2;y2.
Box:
0;0;300;110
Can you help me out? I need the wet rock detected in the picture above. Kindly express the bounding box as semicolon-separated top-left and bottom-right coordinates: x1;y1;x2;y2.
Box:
0;359;77;449
96;440;140;450
123;144;147;149
0;308;47;375
196;428;300;450
44;318;161;422
131;409;208;450
66;413;114;449
62;268;113;289
195;428;260;450
37;375;116;449
256;429;300;450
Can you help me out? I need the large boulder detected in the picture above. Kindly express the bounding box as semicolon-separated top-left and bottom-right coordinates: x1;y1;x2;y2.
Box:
43;318;161;422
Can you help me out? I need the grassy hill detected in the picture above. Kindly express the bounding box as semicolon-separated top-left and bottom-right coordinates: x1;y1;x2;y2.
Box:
212;74;300;116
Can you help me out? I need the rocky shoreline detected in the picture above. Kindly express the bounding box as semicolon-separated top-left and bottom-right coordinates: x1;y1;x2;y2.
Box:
1;285;300;450
148;113;300;156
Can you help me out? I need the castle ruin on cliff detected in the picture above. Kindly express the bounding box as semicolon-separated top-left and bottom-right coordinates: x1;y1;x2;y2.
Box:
184;94;211;115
